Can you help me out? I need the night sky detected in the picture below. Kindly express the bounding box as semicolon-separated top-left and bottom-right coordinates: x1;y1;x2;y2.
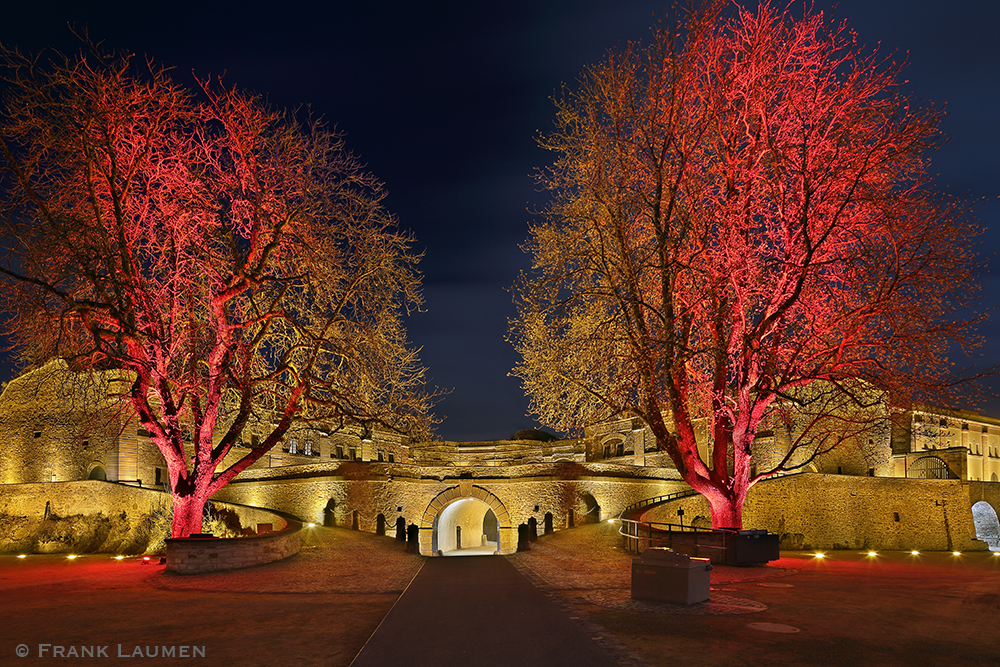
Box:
1;1;998;441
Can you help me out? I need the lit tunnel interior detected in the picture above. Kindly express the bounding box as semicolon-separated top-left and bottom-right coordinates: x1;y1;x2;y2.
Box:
434;498;499;556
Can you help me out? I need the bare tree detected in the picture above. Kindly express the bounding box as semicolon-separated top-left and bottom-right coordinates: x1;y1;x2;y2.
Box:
511;1;983;528
0;44;435;537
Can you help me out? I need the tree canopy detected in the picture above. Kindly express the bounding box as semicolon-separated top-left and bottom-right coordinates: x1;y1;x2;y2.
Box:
0;43;435;536
511;1;984;528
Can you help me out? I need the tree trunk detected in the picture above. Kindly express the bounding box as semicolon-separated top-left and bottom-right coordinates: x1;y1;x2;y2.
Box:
707;495;744;531
170;492;209;538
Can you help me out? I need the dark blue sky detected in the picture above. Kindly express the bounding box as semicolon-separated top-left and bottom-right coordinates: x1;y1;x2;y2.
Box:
2;1;998;440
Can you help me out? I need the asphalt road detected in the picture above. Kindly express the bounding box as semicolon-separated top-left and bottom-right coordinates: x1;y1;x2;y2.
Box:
351;555;621;667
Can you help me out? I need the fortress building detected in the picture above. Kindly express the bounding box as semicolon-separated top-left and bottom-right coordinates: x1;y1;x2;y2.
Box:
1;362;999;556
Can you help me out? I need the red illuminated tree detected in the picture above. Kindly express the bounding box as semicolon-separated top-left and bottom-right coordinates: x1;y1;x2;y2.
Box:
511;1;983;528
0;45;434;537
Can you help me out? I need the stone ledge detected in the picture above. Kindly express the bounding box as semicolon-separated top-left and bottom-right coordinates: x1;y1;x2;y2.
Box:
164;508;302;574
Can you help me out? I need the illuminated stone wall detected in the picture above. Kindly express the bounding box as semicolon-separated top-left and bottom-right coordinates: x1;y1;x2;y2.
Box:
0;363;122;485
0;480;171;553
209;468;690;555
640;473;989;552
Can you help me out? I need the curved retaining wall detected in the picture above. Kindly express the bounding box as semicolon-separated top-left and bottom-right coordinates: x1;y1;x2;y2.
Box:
165;507;302;574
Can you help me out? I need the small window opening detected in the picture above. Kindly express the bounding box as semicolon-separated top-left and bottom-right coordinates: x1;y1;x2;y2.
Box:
33;430;41;438
893;512;900;522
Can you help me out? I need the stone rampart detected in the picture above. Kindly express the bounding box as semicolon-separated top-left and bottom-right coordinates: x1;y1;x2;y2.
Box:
210;472;691;554
640;473;987;552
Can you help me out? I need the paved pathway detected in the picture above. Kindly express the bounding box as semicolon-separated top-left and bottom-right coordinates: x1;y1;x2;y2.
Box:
351;555;621;667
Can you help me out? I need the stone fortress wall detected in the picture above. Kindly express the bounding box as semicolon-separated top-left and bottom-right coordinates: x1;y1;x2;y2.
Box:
2;361;1000;557
641;473;989;552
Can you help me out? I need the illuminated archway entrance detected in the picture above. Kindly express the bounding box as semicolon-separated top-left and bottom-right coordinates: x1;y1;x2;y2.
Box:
972;501;1000;551
434;499;499;556
420;485;513;555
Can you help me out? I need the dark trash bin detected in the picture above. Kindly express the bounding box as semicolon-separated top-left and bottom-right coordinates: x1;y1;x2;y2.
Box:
727;529;779;565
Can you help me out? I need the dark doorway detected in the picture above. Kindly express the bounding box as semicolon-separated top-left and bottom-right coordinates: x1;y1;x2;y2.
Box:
568;508;575;528
376;514;386;536
455;525;462;550
352;510;360;530
324;499;336;527
483;509;499;545
580;494;601;524
544;512;553;534
87;465;106;481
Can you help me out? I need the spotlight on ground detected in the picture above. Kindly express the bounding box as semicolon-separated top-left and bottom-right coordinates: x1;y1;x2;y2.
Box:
142;556;151;565
606;519;616;523
16;554;26;559
952;551;961;556
994;552;1000;557
867;551;878;557
114;556;125;561
910;550;920;556
813;552;825;559
67;554;77;560
306;523;316;528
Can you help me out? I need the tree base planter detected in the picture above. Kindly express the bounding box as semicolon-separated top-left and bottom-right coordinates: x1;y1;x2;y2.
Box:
165;515;302;574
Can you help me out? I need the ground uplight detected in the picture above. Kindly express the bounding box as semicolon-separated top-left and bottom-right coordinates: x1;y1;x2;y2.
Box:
114;555;125;560
306;523;316;528
867;551;878;557
16;554;26;559
952;551;962;556
910;550;920;555
66;554;77;560
813;552;825;559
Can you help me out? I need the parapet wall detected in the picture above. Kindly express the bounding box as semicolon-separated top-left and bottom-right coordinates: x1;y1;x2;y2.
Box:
165;512;301;574
641;473;988;552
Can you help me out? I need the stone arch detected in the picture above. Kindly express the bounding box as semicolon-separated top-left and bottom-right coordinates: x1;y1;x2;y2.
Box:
972;501;1000;551
420;485;513;556
908;456;954;479
993;473;999;483
86;464;107;481
578;492;601;524
323;498;336;527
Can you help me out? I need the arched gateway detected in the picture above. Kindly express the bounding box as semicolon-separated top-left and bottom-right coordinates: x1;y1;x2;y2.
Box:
419;484;514;555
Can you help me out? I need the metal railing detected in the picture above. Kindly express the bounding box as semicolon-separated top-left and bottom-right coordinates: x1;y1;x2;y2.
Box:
617;488;702;520
619;518;735;559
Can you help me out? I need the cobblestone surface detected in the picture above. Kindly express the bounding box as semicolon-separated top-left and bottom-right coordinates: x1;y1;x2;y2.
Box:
579;589;767;615
151;525;424;594
510;521;795;592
